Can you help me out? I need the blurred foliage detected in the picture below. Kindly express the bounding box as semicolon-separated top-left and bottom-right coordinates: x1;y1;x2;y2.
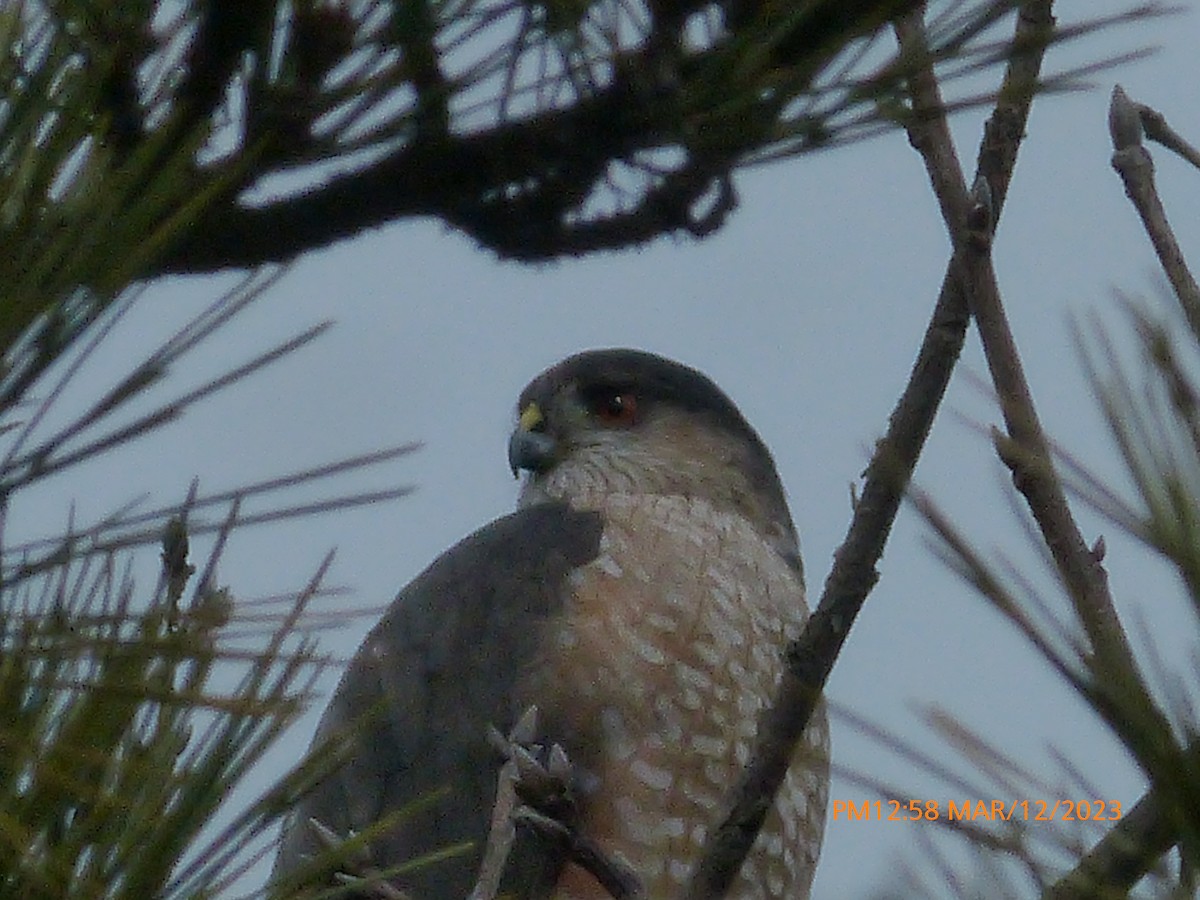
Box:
0;272;416;896
0;516;327;898
2;0;1156;273
1;2;418;895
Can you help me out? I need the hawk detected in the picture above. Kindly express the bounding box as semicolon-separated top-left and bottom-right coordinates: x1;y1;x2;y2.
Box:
274;349;830;898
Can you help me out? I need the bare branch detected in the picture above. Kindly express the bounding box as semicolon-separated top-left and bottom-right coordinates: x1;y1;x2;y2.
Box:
1136;100;1200;171
1109;85;1200;337
512;807;645;899
1037;85;1200;900
894;21;1200;899
472;711;541;900
1044;789;1177;900
681;4;1066;895
474;709;645;899
901;1;1161;743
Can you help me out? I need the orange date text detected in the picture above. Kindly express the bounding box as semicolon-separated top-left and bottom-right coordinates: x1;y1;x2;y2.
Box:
830;799;1124;823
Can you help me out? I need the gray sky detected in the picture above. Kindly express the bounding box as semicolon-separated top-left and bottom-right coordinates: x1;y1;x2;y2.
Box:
14;3;1200;896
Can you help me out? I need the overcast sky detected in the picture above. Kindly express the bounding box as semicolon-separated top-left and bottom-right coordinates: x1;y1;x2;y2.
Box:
15;3;1200;896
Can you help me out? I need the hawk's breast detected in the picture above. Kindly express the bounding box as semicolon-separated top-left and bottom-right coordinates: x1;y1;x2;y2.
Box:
521;494;830;899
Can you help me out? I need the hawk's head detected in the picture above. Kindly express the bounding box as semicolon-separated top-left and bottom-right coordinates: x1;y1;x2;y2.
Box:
509;348;800;572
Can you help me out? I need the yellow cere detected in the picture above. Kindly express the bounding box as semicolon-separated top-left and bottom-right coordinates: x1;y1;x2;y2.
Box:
518;402;544;432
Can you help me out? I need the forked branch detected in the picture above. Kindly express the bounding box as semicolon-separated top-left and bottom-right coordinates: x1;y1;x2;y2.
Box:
681;4;1059;896
1044;82;1200;900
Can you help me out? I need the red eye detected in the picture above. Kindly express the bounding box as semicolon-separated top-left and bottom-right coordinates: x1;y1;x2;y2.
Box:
591;390;638;426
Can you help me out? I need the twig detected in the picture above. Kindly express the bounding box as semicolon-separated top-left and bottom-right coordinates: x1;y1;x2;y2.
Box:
468;757;521;900
160;514;196;623
1108;85;1200;337
473;708;644;899
681;5;1059;896
1136;100;1200;171
470;709;540;900
513;807;644;900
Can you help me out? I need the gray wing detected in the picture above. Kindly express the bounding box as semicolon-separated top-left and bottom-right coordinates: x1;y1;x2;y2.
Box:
273;502;603;898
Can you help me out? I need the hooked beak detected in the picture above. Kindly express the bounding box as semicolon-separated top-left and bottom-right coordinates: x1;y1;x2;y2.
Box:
508;402;559;477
